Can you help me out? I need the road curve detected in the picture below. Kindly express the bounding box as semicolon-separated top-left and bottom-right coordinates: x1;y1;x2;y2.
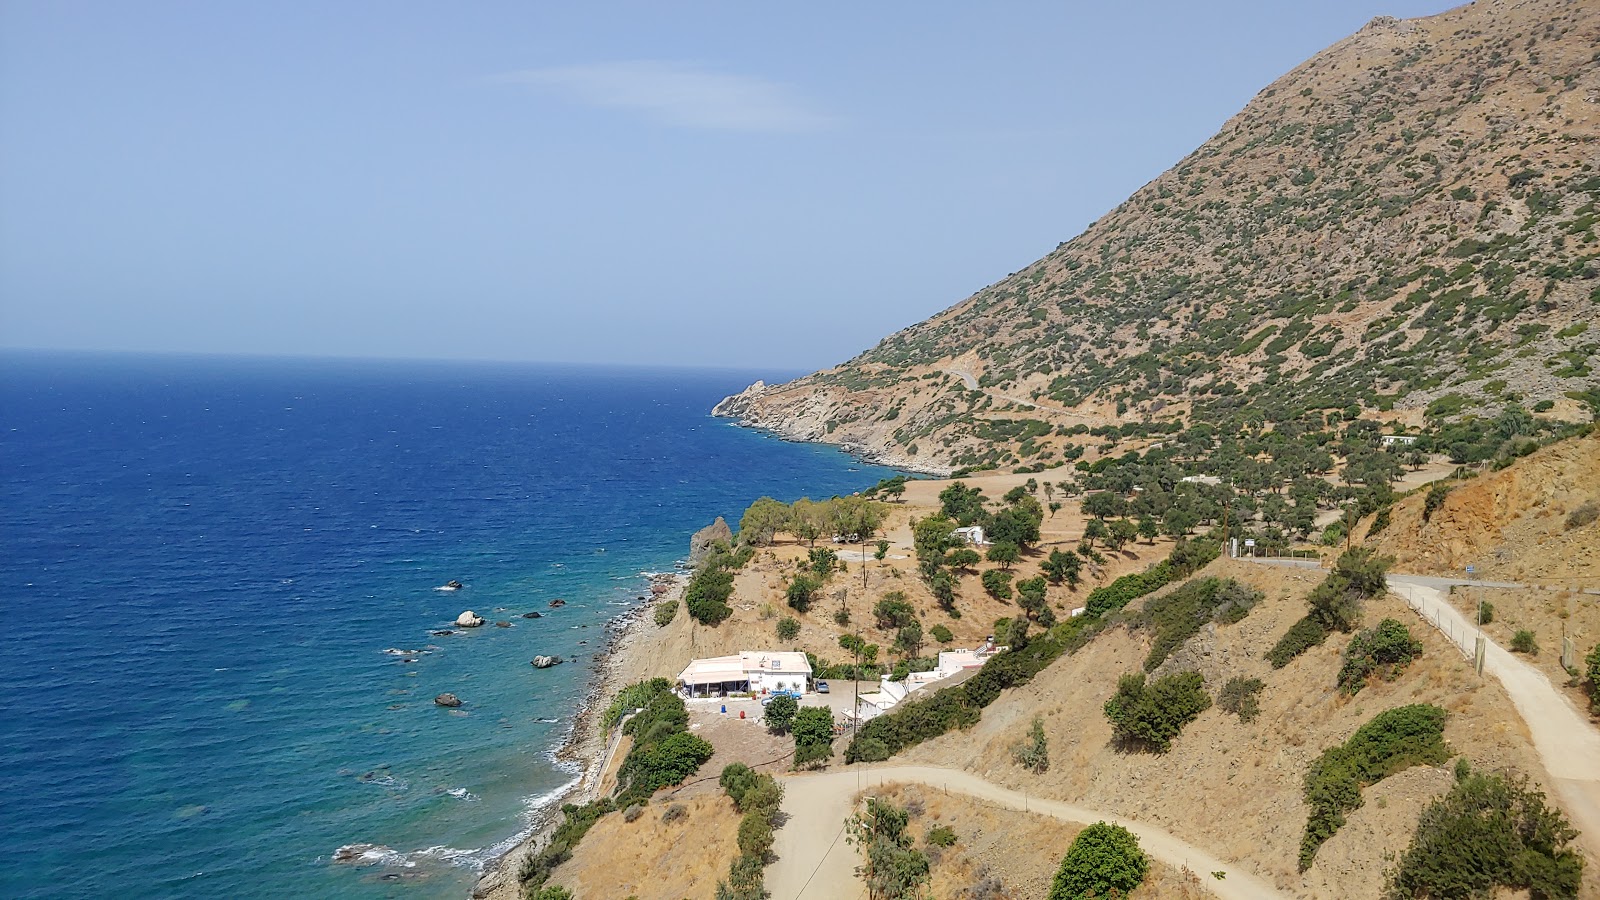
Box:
767;764;1287;900
1387;578;1600;861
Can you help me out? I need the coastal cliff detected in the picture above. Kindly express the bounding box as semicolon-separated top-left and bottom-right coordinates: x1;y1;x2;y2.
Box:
713;377;955;475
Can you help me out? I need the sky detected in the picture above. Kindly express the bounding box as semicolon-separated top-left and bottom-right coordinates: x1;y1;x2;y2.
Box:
0;1;1460;371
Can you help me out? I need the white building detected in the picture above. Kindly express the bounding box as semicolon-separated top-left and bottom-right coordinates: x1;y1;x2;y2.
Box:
951;525;987;546
677;650;812;698
850;642;1004;720
1381;434;1419;447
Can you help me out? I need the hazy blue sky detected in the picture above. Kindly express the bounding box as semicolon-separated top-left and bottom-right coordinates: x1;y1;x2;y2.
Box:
1;1;1457;371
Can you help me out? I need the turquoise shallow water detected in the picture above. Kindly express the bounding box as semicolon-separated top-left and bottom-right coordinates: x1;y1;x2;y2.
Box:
0;353;898;899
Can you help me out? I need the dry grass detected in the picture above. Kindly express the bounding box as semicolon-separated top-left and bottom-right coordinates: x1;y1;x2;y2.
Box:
550;792;740;899
869;783;1209;899
897;556;1588;898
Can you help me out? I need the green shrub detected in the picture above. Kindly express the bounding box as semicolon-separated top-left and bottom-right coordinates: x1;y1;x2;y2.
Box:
1268;615;1331;668
982;568;1015;600
1139;576;1263;671
1103;671;1211;753
1300;704;1450;871
718;767;783;899
792;706;836;767
602;678;673;730
926;824;957;847
1338;619;1423;695
1587;643;1600;716
807;547;838;577
849;798;931;900
517;798;616;889
1477;600;1494;625
617;731;713;804
764;694;797;734
1217;677;1265;723
930;624;954;643
1269;548;1393;668
874;592;917;629
685;566;734;625
1012;715;1049;773
1511;630;1539;654
776;616;800;640
1385;769;1583;899
786;573;823;612
653;599;678;627
532;887;574;900
737;811;774;859
1049;822;1149;900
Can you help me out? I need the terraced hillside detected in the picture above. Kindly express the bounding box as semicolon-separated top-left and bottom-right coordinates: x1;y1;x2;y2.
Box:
717;0;1600;474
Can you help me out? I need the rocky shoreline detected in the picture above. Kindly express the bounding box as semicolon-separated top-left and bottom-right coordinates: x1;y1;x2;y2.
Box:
470;571;686;899
712;379;951;476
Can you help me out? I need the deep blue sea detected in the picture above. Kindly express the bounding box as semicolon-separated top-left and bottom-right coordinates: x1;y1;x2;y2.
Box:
0;352;897;900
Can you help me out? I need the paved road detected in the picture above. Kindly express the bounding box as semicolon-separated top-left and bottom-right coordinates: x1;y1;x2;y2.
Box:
768;765;1287;900
1387;579;1600;861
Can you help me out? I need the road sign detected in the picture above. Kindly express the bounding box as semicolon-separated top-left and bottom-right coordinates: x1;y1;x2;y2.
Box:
1244;539;1256;547
1466;565;1475;575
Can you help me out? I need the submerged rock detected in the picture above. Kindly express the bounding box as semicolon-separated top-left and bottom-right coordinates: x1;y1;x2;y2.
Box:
494;621;511;628
530;655;563;669
455;611;485;628
431;629;456;637
548;598;566;609
521;611;542;619
434;693;462;708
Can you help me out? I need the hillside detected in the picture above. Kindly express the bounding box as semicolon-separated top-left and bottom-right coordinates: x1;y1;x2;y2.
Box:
1363;427;1600;583
717;0;1600;474
897;557;1596;898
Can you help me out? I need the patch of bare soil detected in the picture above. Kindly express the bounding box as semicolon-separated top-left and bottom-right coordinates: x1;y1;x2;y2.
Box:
1364;432;1600;586
871;783;1208;900
552;792;740;899
897;557;1599;899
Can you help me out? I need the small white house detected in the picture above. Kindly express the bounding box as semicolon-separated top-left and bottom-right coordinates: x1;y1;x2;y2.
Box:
677;650;812;698
951;525;987;546
1180;475;1221;486
1381;434;1419;447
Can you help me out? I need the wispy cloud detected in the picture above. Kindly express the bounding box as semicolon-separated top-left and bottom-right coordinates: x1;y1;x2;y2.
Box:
498;61;833;133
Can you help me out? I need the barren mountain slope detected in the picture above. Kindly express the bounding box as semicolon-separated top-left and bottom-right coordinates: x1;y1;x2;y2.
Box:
897;558;1597;899
718;0;1600;474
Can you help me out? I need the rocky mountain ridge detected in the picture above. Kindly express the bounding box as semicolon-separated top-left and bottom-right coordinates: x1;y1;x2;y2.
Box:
718;0;1600;474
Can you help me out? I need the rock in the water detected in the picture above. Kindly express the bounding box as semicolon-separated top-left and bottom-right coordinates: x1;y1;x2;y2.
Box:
688;517;734;566
530;655;563;669
455;611;485;627
434;693;463;708
548;599;566;609
494;621;511;628
431;629;457;636
521;611;542;619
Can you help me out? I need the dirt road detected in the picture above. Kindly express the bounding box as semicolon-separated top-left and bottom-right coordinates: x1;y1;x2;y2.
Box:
767;764;1286;900
1388;578;1600;860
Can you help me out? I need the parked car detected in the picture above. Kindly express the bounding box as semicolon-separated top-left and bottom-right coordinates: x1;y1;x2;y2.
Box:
815;680;830;694
760;689;802;705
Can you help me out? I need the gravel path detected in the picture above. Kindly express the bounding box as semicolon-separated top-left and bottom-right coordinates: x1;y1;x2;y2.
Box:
767;765;1286;900
1387;577;1600;861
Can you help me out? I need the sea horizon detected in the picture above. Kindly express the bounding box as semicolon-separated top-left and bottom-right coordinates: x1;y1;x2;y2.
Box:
0;351;898;899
